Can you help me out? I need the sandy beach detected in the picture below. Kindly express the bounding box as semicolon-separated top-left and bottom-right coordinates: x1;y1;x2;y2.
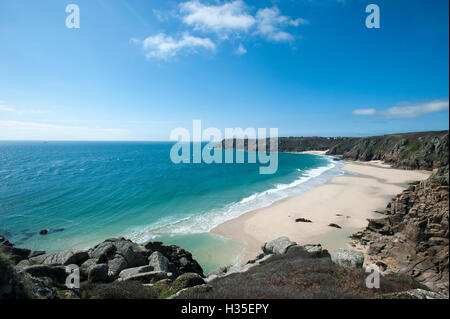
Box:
211;159;431;263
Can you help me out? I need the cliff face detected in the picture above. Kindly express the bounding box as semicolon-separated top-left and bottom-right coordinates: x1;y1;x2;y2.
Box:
216;137;345;152
217;131;449;170
353;165;449;295
327;131;449;170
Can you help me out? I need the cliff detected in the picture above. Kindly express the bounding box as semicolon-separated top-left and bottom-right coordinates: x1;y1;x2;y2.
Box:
217;130;449;170
352;165;449;295
327;131;449;170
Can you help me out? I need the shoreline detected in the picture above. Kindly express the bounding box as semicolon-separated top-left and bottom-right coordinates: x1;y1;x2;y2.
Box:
211;157;431;264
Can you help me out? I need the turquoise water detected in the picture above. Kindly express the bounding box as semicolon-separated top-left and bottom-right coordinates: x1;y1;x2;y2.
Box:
0;142;341;273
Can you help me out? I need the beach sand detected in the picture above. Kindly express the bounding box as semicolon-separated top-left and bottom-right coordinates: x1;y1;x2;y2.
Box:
211;160;431;263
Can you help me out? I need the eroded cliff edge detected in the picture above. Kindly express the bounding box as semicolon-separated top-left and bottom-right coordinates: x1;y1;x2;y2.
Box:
352;165;449;295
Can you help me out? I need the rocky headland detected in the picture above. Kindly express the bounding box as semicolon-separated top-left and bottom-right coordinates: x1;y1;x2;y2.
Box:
216;130;449;170
352;165;449;295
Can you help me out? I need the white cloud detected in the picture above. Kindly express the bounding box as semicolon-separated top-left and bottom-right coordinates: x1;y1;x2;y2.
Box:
383;99;449;118
352;108;376;116
352;99;449;119
180;0;256;33
0;100;49;115
138;33;216;60
134;1;308;59
0;120;130;141
153;9;169;22
235;43;247;55
254;7;308;42
0;101;16;113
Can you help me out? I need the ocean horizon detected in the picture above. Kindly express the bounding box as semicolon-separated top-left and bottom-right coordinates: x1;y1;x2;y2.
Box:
0;141;342;273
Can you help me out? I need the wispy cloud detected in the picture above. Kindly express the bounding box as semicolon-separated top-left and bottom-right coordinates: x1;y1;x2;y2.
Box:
0;120;130;141
0;101;15;113
152;9;170;22
254;7;308;42
0;100;49;115
352;99;449;119
135;33;216;60
383;99;449;118
352;108;376;116
235;43;247;55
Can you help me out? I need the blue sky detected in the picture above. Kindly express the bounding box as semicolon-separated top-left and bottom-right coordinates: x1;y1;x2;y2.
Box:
0;0;448;140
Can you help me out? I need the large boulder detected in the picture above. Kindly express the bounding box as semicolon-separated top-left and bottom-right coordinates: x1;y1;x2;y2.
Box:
29;249;89;266
87;264;108;283
302;244;330;258
118;265;155;280
118;271;169;284
0;246;31;264
106;254;128;278
23;264;68;284
144;242;204;277
80;259;99;278
148;251;170;272
113;240;147;267
95;238;149;268
261;237;297;255
88;242;116;262
331;248;365;268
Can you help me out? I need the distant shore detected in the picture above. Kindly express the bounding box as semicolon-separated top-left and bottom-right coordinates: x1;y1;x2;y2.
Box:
211;157;431;263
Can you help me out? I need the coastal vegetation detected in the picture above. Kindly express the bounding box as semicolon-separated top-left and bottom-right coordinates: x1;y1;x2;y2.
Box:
217;130;449;170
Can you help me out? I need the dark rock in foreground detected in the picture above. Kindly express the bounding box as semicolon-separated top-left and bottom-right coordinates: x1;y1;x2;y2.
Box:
1;235;441;299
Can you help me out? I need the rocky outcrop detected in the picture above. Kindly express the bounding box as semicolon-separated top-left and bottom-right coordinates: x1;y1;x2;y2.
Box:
144;241;204;277
216;131;449;170
29;249;89;266
1;237;204;299
354;166;449;295
327;131;449;170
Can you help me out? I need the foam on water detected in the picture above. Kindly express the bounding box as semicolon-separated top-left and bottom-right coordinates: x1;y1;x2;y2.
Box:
127;156;343;244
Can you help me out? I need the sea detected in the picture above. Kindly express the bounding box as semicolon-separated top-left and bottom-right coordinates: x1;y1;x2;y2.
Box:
0;141;343;273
